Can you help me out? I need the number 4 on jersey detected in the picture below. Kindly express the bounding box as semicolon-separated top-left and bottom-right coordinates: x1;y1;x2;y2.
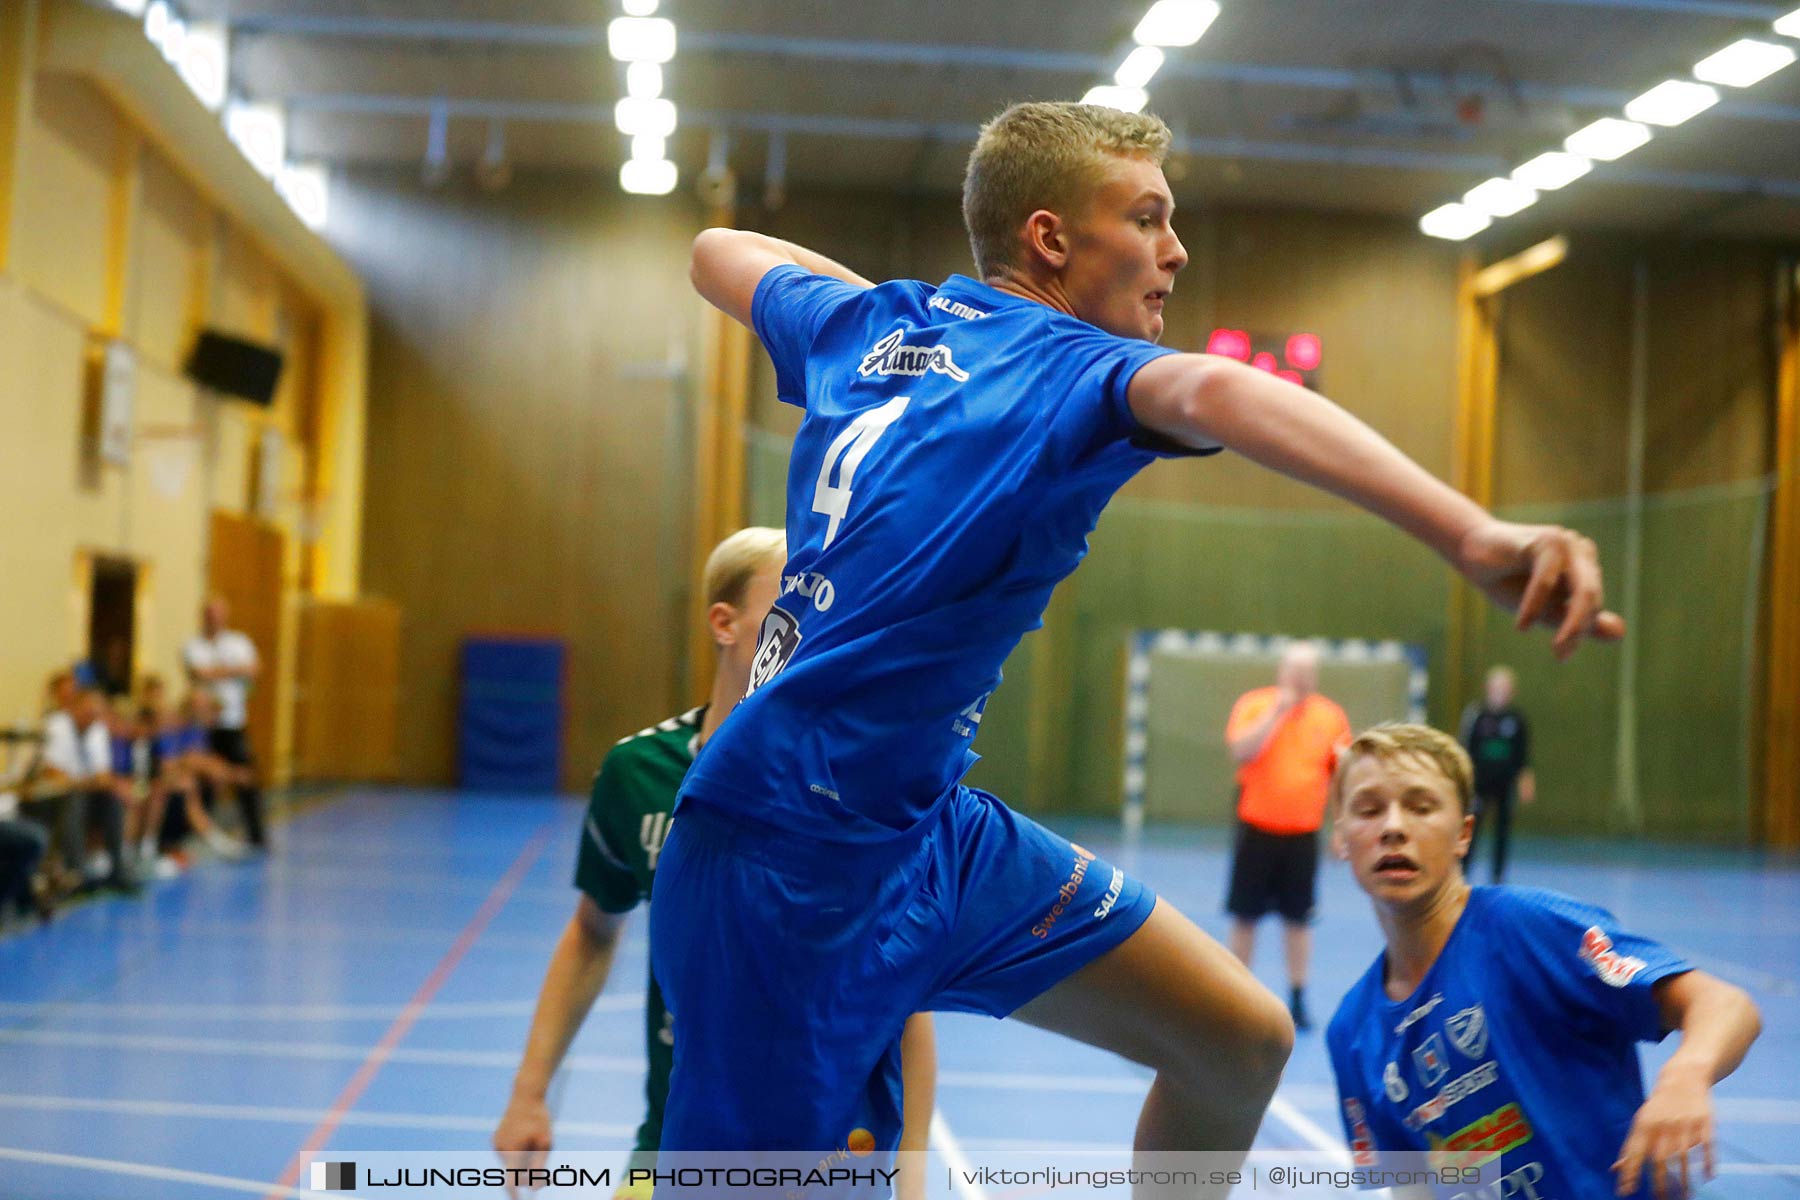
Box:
813;395;910;548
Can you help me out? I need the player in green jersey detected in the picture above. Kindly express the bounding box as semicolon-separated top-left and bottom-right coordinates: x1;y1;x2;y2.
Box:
495;527;937;1196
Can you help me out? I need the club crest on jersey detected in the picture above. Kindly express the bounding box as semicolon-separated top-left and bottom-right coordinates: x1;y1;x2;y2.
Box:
746;606;802;697
857;329;969;382
1412;1033;1450;1088
1446;1005;1489;1060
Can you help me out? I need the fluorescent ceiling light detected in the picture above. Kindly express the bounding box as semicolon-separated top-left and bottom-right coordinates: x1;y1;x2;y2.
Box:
157;13;186;64
620;158;678;195
1081;85;1149;113
144;0;169;44
1133;0;1221;47
179;22;228;111
110;0;148;16
1694;38;1796;87
1624;79;1719;126
627;62;663;98
1511;150;1591;191
630;134;665;162
1419;203;1490;241
1564;117;1651;161
276;162;329;230
1774;7;1800;37
225;102;285;178
614;96;678;137
1463;177;1537;217
1115;46;1165;89
622;0;659;13
607;17;676;64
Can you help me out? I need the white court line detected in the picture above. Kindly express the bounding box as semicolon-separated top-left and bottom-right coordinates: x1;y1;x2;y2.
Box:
1716;1164;1800;1176
1679;952;1800;998
936;1070;1148;1095
943;1071;1800;1126
0;1028;643;1073
87;921;569;951
930;1111;987;1200
0;1093;633;1138
257;868;576;906
0;1145;354;1199
1717;1098;1800;1123
0;994;640;1022
1265;1096;1351;1164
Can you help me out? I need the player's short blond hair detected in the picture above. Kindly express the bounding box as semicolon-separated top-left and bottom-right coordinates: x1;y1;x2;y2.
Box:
1330;723;1474;815
962;101;1174;278
702;527;786;609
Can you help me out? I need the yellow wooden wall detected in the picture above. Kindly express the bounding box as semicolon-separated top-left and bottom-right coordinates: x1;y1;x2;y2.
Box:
0;0;366;786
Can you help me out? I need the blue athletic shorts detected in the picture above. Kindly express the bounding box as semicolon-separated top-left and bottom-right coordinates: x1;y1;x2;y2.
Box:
649;784;1156;1156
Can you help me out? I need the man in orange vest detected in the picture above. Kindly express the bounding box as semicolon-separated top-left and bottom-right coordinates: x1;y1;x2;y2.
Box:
1224;642;1350;1031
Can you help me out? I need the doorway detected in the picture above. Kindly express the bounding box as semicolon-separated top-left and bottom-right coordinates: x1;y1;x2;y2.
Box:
87;555;138;697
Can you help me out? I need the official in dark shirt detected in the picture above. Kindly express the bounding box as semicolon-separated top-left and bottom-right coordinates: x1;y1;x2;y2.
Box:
1458;665;1535;883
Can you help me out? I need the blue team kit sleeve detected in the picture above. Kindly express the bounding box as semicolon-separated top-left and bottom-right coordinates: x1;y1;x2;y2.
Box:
1031;318;1221;470
751;263;868;408
1496;887;1691;1044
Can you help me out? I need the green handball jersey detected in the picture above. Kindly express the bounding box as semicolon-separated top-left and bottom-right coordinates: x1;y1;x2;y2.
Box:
573;705;703;1155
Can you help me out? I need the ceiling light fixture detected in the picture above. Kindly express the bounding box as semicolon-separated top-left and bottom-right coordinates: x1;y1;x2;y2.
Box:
1081;85;1149;113
620;158;677;195
1624;79;1719;126
1133;0;1221;48
1115;46;1165;89
1563;117;1652;161
614;96;678;138
1511;150;1592;191
1694;38;1796;87
1419;203;1491;241
627;62;663;99
276;162;329;229
607;17;676;64
1463;177;1538;217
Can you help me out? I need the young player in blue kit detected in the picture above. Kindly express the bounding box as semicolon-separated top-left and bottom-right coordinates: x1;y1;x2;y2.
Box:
1326;725;1760;1199
657;100;1624;1179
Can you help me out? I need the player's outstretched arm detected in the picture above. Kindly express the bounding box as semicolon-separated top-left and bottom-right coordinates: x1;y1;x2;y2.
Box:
1126;354;1626;659
689;228;874;328
494;896;626;1197
897;1013;937;1200
1613;972;1761;1199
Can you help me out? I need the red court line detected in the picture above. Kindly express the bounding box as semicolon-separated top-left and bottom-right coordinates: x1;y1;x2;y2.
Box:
263;820;559;1200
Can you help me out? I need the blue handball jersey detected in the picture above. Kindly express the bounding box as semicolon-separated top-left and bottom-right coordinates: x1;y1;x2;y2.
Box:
1327;886;1691;1199
679;267;1215;841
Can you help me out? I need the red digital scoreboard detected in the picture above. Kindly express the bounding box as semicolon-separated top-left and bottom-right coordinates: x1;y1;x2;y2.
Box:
1205;328;1322;389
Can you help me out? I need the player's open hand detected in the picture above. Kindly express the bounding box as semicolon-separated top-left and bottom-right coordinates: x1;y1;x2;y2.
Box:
493;1094;554;1198
1455;519;1626;660
1614;1067;1715;1198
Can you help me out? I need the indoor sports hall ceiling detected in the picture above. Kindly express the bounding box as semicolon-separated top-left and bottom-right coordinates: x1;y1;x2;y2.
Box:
177;0;1800;239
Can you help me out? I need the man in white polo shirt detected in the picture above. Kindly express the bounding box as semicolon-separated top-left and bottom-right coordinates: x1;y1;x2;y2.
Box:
183;596;267;849
37;677;136;891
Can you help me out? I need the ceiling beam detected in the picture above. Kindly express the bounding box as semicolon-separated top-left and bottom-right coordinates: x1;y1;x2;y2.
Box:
283;92;1800;199
231;18;1800;125
1498;0;1782;16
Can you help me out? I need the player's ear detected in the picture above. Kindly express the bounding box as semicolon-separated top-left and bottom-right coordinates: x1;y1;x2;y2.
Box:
707;601;739;649
1021;209;1069;270
1329;822;1349;861
1456;811;1474;858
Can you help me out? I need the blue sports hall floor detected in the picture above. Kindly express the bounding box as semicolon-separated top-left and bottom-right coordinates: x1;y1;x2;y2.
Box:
1;788;1796;1199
